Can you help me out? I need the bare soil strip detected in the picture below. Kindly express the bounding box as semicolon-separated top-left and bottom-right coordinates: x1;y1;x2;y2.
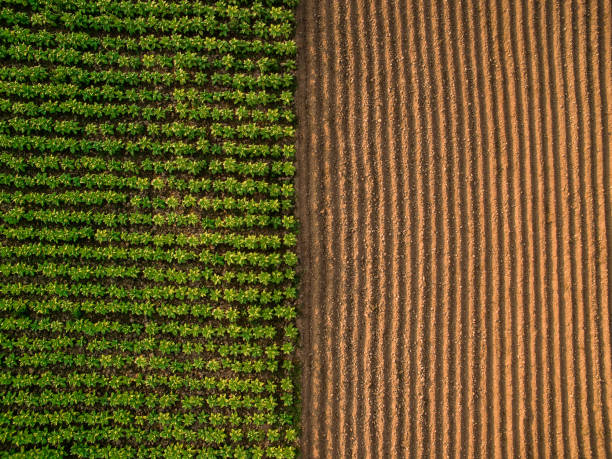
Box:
296;0;611;456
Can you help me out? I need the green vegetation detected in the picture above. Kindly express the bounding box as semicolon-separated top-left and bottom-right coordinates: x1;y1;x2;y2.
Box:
0;0;299;456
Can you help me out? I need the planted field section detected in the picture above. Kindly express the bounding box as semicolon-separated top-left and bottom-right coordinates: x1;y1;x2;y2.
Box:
0;0;299;457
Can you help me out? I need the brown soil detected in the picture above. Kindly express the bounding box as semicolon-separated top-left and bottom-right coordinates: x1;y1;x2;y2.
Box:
295;0;611;457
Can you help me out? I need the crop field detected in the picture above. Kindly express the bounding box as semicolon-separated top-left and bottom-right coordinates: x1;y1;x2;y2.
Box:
1;0;611;458
0;0;299;457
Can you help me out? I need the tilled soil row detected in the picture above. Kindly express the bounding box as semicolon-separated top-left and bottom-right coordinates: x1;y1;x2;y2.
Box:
296;0;611;457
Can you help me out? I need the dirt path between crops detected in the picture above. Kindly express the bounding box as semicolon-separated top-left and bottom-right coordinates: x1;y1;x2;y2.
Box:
295;0;611;457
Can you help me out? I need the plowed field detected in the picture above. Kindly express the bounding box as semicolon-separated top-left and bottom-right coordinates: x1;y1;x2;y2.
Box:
296;0;611;457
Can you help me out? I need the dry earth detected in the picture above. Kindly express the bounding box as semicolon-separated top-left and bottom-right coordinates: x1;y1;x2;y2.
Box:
295;0;611;457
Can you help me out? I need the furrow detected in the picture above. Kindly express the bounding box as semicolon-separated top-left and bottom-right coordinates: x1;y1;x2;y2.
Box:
473;1;501;456
297;0;320;453
347;0;373;455
374;0;404;456
437;2;461;456
574;1;606;454
419;0;444;455
343;0;367;455
317;0;337;455
410;0;434;455
401;2;427;454
592;0;612;455
352;0;377;455
561;2;590;455
390;0;418;455
538;1;565;456
328;2;351;457
363;0;389;454
522;0;550;455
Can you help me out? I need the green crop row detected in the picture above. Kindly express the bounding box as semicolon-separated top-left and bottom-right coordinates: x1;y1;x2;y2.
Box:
0;147;295;174
0;298;295;322
0;25;297;57
0;51;294;76
0;411;298;451
0;425;293;449
0;190;127;206
1;97;297;123
0;333;293;362
0;207;297;230
2;350;288;375
0;173;295;197
0;63;294;92
0;410;297;447
0;370;276;394
0;225;296;249
0;317;282;343
4;435;297;459
0;155;294;183
0;260;294;286
1;6;294;40
0;135;293;159
0;279;297;304
11;0;297;20
1;191;287;215
0;59;296;86
1;389;280;412
0;132;294;158
0;242;297;268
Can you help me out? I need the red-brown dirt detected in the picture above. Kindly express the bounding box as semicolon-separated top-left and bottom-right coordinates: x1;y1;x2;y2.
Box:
295;0;611;457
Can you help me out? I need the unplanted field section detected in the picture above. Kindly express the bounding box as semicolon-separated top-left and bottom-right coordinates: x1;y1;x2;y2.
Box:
296;0;611;457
